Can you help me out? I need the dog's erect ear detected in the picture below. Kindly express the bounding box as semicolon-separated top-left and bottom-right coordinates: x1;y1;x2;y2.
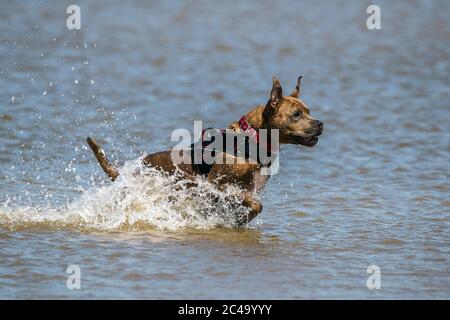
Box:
290;75;302;98
263;76;284;121
270;76;283;108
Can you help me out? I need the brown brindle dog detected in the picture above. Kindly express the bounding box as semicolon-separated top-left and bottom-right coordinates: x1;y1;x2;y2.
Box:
87;76;323;224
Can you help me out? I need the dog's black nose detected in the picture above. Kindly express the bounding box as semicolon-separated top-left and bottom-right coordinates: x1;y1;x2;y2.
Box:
316;120;323;130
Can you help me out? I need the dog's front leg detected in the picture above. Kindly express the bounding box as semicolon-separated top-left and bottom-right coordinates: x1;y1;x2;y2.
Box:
250;169;270;194
240;191;263;223
207;154;262;223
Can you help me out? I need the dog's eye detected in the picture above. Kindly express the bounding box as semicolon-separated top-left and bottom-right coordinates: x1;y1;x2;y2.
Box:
293;111;302;118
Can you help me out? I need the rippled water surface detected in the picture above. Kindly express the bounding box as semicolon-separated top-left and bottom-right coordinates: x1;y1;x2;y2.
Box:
0;0;449;299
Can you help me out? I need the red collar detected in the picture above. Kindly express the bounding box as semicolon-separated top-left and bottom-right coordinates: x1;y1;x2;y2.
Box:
238;115;274;152
238;116;258;142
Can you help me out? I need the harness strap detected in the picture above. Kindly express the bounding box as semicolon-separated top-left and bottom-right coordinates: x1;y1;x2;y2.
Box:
192;116;277;174
238;115;272;152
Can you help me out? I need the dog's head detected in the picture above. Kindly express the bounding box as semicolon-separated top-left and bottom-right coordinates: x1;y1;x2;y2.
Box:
263;76;323;147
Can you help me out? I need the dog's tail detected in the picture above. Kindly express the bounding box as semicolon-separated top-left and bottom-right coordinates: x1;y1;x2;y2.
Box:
86;137;120;181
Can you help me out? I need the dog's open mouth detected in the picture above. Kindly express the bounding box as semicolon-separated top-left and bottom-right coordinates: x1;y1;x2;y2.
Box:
303;136;319;147
292;134;320;147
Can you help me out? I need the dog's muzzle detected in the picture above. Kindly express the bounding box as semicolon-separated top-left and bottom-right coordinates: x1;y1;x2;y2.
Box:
299;120;323;147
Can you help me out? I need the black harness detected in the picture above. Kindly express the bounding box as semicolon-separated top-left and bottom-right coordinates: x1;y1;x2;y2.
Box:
190;116;276;176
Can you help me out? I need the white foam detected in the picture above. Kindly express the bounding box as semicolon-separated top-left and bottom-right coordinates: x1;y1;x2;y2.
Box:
0;160;251;231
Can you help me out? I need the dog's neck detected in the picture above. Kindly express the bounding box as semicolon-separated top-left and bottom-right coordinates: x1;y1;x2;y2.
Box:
238;105;279;155
243;105;268;130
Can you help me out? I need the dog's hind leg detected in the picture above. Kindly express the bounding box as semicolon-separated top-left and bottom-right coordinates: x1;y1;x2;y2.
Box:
86;137;120;181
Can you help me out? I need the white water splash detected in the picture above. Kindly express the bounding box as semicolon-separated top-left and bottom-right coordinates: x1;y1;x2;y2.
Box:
0;160;251;231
